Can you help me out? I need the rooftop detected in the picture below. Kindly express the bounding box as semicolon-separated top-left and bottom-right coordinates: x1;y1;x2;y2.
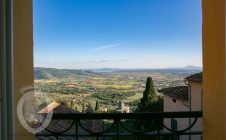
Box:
37;102;102;140
158;86;188;101
185;72;203;83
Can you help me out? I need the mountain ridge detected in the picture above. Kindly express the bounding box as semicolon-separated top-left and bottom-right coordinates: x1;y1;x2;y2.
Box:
34;66;202;80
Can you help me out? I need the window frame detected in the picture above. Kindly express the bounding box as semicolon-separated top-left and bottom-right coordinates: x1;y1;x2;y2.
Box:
0;0;14;139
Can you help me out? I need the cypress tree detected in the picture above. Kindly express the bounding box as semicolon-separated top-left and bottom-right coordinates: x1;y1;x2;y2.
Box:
136;77;163;130
82;99;85;113
141;77;157;108
95;100;100;112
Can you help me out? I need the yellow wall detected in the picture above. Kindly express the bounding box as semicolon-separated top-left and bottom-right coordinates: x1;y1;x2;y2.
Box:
202;0;226;139
14;0;34;139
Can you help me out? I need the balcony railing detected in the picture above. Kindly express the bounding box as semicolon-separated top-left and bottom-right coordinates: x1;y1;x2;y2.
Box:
35;111;202;140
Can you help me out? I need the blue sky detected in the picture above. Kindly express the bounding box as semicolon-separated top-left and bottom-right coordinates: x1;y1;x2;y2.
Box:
33;0;202;69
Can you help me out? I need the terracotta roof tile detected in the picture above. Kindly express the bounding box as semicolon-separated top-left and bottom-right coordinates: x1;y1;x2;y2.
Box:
36;102;102;140
158;86;188;101
185;72;202;82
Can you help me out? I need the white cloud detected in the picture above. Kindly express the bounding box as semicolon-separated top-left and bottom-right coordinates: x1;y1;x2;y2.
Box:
93;43;123;51
94;59;126;62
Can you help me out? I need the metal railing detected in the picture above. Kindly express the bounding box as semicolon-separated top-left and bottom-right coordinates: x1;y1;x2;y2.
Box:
36;111;202;140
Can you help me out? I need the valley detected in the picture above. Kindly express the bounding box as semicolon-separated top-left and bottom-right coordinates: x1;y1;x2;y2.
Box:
34;67;201;113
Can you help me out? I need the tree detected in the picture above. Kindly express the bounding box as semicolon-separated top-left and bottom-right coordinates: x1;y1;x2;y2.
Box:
70;100;74;108
135;77;163;132
86;103;94;113
82;99;85;113
95;100;100;112
140;77;157;109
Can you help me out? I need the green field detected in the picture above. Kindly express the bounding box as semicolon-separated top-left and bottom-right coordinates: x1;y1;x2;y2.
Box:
34;67;198;112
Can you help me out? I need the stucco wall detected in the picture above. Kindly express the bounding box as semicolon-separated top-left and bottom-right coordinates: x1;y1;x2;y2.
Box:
164;96;189;140
14;0;34;139
202;0;226;139
164;96;189;112
164;82;203;140
190;82;203;140
190;82;202;111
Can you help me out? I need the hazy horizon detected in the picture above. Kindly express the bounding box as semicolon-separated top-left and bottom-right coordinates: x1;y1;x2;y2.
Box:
35;65;202;70
34;0;202;69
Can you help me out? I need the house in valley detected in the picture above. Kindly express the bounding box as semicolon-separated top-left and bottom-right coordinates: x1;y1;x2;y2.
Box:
115;100;130;113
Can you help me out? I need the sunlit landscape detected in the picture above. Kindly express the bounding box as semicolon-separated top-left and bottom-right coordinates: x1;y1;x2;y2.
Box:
34;67;201;113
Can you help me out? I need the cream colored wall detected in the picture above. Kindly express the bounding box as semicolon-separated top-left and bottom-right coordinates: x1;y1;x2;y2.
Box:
202;0;226;139
189;82;203;140
189;82;202;111
164;82;203;140
164;96;189;112
14;0;34;139
164;96;189;140
164;94;202;140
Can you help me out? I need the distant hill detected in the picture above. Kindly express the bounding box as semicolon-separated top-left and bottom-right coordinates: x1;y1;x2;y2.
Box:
34;67;202;80
183;65;202;70
34;67;98;79
90;67;202;74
